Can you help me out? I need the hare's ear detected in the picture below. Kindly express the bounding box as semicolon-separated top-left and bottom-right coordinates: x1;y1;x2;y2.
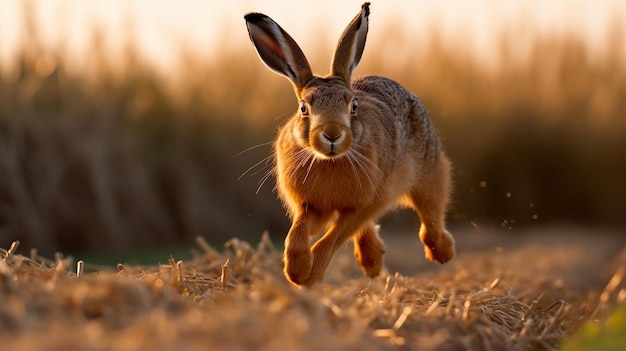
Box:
245;13;313;92
331;2;370;84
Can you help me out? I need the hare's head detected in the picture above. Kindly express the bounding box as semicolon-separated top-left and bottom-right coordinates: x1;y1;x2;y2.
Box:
245;3;370;159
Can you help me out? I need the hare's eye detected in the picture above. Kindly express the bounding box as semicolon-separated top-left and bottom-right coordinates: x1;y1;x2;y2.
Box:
299;101;309;116
350;98;358;114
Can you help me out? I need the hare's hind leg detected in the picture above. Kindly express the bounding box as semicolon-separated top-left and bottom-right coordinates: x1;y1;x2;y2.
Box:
410;154;455;264
353;222;386;278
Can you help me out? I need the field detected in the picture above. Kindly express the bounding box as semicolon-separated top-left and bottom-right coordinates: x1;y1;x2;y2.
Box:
1;229;625;350
1;4;626;350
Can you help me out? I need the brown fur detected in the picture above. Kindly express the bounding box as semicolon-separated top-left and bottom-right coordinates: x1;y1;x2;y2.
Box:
245;3;454;287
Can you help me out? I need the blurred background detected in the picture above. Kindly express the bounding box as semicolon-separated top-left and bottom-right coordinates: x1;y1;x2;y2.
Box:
0;0;624;257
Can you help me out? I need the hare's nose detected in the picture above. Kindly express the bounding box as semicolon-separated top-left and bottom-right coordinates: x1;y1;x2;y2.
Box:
322;132;341;142
321;124;344;143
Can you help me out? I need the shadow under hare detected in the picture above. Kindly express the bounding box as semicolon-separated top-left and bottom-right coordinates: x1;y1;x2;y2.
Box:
244;2;454;287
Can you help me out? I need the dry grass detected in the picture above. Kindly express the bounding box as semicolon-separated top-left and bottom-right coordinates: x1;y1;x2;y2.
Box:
1;231;624;351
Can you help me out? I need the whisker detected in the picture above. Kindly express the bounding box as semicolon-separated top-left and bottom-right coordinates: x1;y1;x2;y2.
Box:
256;169;275;194
352;144;380;170
345;151;363;190
303;154;316;184
238;154;274;181
349;148;378;192
274;111;293;122
286;149;309;180
352;146;383;181
355;158;375;189
295;150;310;168
233;142;274;158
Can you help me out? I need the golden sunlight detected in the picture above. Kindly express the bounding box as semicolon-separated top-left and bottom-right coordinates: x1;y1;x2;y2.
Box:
0;0;623;74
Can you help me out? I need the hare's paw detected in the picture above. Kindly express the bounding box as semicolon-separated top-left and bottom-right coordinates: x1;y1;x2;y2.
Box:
422;229;455;264
300;272;324;288
354;246;385;278
354;234;386;278
284;248;312;286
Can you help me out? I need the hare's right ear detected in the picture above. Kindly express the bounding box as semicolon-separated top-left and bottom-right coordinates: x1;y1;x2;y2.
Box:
331;2;370;84
245;13;313;92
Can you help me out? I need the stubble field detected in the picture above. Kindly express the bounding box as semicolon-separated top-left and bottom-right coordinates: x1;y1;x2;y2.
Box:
1;228;624;350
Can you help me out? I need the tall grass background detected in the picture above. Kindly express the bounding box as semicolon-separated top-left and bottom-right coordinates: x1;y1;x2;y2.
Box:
1;5;624;255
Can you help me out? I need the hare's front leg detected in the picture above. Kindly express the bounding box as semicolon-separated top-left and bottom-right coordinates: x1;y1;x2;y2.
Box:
283;210;330;285
303;211;375;286
410;155;455;264
353;222;386;278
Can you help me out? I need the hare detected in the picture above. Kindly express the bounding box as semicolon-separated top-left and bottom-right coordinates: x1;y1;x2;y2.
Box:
244;2;455;287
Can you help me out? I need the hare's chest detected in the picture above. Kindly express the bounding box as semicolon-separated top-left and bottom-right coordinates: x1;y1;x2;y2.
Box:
277;158;377;211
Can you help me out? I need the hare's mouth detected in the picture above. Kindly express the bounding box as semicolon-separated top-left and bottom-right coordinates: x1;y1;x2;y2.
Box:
311;133;351;159
311;144;346;159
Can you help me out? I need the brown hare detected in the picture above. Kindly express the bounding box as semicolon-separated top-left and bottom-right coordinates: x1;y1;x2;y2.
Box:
244;2;455;287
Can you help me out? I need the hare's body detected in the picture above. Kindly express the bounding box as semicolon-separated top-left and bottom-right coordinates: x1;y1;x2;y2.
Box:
245;3;454;286
277;76;441;214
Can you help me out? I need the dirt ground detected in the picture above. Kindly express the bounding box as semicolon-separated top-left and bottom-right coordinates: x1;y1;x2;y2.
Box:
1;227;624;351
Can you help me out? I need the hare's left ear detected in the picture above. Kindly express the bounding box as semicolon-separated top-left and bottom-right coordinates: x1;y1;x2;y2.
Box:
331;2;370;84
245;13;313;92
